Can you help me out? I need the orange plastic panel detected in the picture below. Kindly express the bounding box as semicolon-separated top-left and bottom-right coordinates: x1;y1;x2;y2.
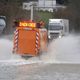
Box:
17;29;39;56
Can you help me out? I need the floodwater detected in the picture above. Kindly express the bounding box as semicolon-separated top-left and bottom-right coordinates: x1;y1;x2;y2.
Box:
47;34;80;63
0;34;80;80
0;38;21;61
27;34;80;64
0;63;80;80
0;34;80;63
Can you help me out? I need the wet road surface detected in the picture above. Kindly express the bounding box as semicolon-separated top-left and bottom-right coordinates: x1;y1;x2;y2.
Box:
0;63;80;80
0;35;80;80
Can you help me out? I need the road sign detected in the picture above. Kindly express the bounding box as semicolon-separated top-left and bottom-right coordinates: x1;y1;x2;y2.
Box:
23;2;37;10
23;2;37;20
37;0;56;12
38;0;56;8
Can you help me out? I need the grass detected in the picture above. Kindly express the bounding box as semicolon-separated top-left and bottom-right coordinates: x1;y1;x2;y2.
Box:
36;11;54;29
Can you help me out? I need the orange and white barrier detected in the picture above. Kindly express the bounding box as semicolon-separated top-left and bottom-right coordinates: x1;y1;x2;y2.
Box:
35;31;40;54
13;29;19;53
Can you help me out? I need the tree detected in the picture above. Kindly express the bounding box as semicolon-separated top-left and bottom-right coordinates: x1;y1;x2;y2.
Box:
54;0;80;32
0;0;30;34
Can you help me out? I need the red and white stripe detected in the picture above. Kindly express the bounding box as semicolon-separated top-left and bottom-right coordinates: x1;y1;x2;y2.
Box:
13;29;19;53
35;32;39;53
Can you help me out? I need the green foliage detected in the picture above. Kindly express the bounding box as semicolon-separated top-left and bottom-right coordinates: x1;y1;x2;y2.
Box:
37;11;53;29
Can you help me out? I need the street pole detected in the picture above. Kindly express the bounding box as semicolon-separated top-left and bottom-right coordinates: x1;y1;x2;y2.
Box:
31;5;33;20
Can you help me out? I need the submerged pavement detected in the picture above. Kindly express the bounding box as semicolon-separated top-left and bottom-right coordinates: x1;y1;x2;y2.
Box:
0;63;80;80
0;34;80;80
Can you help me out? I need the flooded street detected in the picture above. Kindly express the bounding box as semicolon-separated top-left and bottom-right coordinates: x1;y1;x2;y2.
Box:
48;34;80;63
0;63;80;80
0;35;80;80
0;0;80;79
